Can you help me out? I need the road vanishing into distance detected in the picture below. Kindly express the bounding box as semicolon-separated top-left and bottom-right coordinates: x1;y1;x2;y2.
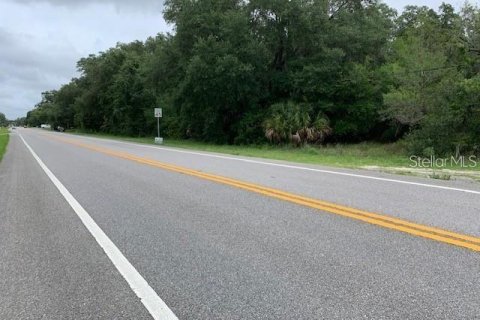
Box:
1;128;479;320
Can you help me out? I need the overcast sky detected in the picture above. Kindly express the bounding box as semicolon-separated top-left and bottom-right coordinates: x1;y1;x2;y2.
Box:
0;0;468;119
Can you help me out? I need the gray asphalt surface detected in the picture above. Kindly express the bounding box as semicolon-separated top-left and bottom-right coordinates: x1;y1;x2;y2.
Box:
1;128;479;319
56;131;480;237
0;131;151;319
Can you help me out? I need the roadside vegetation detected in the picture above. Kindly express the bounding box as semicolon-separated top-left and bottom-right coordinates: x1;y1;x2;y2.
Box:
70;129;405;167
0;127;9;162
25;1;480;161
68;130;480;175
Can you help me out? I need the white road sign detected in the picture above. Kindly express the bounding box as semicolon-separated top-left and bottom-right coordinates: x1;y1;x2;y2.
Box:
154;108;162;118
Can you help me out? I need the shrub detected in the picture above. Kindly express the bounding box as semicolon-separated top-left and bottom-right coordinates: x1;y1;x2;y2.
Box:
264;101;331;146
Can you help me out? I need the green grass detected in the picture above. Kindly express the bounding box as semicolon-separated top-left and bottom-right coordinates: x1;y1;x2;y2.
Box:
167;140;411;168
66;130;417;168
0;127;9;162
65;130;480;172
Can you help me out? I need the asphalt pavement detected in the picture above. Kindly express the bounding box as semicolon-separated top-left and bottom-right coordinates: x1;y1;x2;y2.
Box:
1;128;479;319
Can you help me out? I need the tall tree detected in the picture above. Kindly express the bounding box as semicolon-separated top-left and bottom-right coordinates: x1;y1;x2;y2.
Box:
0;113;8;127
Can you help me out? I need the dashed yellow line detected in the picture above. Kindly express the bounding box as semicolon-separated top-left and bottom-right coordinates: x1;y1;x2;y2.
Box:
47;134;480;252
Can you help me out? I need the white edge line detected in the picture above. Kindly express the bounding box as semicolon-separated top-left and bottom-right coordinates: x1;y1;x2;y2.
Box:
59;131;480;196
19;134;178;320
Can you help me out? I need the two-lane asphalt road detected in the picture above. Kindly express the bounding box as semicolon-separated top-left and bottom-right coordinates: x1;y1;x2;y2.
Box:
1;128;479;319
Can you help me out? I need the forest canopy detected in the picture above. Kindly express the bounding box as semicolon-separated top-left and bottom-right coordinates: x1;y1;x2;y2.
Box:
25;0;480;157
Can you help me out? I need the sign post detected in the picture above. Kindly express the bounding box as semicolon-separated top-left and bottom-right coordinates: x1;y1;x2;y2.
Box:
154;108;163;144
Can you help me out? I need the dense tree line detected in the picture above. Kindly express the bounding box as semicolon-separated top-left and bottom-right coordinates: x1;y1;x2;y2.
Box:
0;113;8;127
26;0;480;156
0;113;24;127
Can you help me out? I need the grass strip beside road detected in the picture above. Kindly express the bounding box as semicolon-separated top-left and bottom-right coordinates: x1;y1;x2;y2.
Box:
0;127;9;162
67;131;413;168
66;130;480;172
47;134;480;252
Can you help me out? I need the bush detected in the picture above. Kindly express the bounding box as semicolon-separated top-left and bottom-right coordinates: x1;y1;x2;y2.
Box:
263;101;331;146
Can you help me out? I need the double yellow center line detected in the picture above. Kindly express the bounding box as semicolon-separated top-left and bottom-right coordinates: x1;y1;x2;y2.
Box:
48;135;480;252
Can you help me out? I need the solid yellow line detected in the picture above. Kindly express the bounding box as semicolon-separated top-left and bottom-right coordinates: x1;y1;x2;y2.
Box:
47;134;480;252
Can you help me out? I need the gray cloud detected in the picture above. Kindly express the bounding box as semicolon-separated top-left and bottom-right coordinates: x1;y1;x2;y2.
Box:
11;0;165;12
0;0;169;119
13;0;162;4
0;26;80;118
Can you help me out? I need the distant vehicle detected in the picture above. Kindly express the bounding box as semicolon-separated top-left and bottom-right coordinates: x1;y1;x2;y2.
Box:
23;125;27;128
40;124;51;129
57;126;65;132
11;127;16;130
